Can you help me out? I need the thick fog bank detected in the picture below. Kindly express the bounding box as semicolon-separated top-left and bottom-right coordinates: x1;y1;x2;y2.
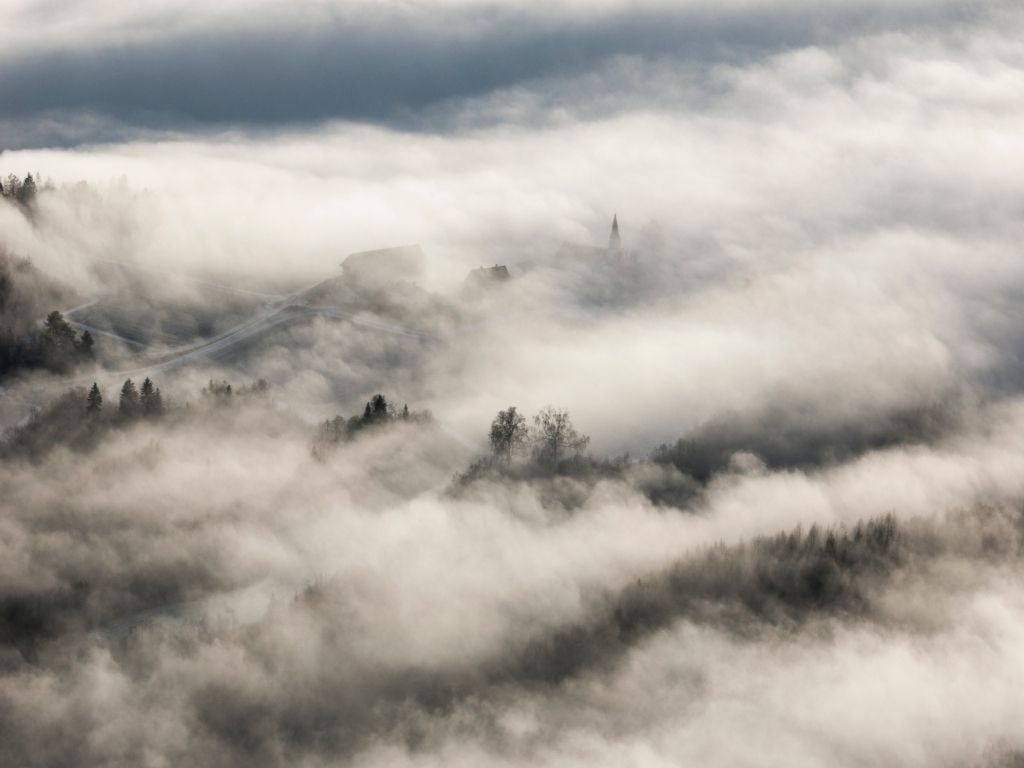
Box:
3;0;1024;765
3;399;1024;765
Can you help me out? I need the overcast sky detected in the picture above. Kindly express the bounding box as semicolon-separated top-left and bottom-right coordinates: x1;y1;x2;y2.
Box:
0;0;1012;147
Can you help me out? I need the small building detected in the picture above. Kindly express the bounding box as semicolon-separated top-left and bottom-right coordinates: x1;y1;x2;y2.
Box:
554;215;626;263
465;264;511;286
463;264;511;298
341;244;425;287
609;214;621;252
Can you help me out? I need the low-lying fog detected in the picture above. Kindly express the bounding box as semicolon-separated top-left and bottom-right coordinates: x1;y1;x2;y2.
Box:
2;1;1024;766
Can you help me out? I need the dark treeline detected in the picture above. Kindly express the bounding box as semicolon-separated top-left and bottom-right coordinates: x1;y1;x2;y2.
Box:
186;510;937;763
1;249;88;378
4;513;904;757
504;514;902;685
4;497;1017;763
312;393;431;459
5;380;439;463
491;502;1024;693
2;375;165;459
2;383;949;514
652;400;955;482
201;378;270;402
1;377;271;460
0;254;70;333
1;310;95;377
0;173;44;207
455;402;953;510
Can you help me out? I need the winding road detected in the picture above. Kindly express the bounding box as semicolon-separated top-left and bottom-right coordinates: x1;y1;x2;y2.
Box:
78;271;434;367
1;266;441;420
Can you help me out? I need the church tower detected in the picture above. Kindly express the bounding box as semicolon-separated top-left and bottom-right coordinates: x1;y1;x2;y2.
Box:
609;214;621;252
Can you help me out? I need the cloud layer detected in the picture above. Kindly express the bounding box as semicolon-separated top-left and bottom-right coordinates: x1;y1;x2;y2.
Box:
3;1;1024;766
0;0;1013;145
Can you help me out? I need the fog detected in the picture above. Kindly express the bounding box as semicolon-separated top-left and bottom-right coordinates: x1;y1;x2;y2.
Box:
2;1;1024;766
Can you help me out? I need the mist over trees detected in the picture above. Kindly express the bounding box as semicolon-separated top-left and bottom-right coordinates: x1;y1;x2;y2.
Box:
652;400;957;482
0;377;274;460
3;420;1019;768
87;382;102;414
532;405;590;467
0;173;40;207
118;378;139;418
0;252;89;378
5;0;1024;764
456;405;606;493
116;377;164;420
3;284;1024;767
506;514;904;685
489;406;528;463
0;309;94;377
201;378;270;403
0;376;170;459
313;393;431;459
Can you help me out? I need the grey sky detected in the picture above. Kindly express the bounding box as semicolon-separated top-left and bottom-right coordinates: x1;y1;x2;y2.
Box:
0;0;1002;147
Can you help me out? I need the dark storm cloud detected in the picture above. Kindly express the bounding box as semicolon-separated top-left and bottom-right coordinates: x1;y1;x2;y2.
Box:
0;0;994;147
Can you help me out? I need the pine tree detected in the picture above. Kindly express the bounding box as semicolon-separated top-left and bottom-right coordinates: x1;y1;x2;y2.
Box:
86;383;103;415
43;310;76;351
77;330;95;358
119;379;139;418
40;310;80;371
3;174;20;199
140;377;163;417
17;173;37;205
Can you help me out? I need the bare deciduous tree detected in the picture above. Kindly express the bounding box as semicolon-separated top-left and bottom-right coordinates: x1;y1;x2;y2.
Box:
489;406;528;463
532;406;589;467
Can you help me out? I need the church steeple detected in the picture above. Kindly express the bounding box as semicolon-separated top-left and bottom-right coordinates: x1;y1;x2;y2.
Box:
609;214;621;252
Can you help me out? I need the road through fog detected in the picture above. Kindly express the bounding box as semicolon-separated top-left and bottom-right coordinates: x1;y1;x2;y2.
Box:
3;1;1024;766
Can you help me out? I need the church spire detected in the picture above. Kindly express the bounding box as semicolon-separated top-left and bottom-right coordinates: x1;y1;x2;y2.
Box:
609;214;621;251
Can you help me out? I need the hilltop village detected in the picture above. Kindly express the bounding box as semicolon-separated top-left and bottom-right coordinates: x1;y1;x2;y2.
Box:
339;215;638;295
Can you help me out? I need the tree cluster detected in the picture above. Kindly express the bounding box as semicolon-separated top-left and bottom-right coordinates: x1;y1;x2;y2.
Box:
1;376;166;459
1;310;95;377
488;405;590;469
511;515;903;684
1;377;281;460
615;514;901;637
116;377;164;421
455;406;594;488
0;173;41;207
1;387;97;458
200;378;270;405
312;394;430;459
